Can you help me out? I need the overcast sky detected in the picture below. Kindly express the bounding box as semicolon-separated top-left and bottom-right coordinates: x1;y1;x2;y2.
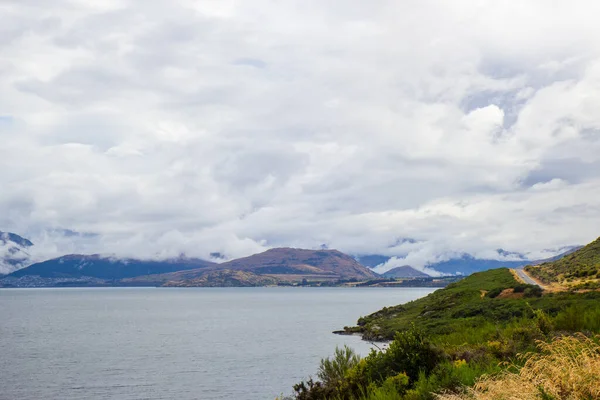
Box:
1;0;600;269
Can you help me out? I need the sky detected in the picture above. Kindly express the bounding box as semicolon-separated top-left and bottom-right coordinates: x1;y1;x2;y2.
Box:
1;0;600;271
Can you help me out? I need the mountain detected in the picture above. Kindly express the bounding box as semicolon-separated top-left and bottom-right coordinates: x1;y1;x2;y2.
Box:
382;266;430;278
9;254;216;280
217;248;378;280
0;231;33;275
525;237;600;290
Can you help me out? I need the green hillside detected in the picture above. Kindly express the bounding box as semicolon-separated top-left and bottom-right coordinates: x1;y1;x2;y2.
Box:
289;267;600;400
526;236;600;289
340;268;596;341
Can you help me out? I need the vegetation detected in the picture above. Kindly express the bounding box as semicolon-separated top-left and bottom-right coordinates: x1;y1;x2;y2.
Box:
526;236;600;289
342;269;574;341
438;334;600;400
284;260;600;399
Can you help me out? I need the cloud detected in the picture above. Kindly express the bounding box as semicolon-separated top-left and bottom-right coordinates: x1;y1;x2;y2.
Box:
0;0;599;266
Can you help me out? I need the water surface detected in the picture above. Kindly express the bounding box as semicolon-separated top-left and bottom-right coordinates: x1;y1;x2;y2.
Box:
0;287;435;399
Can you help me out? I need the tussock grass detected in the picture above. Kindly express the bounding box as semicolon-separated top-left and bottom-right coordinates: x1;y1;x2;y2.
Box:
438;334;600;400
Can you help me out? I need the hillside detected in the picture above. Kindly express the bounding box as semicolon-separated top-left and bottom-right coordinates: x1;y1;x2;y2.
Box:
382;266;429;278
339;268;599;341
525;236;600;289
295;266;600;399
9;254;216;280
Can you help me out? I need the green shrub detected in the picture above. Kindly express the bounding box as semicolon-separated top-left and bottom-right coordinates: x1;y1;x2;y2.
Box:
317;345;361;387
513;284;527;293
524;286;543;298
486;288;502;298
362;326;442;385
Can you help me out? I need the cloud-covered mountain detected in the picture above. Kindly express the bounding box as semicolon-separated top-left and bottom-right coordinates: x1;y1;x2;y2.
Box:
366;246;582;276
0;231;33;275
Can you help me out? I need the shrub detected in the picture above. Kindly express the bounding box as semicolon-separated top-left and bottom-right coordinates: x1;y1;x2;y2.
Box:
524;286;543;298
292;378;332;400
317;345;361;387
362;325;443;385
513;284;527;293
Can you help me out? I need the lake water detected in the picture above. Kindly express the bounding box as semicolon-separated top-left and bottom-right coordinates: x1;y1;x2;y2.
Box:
0;287;435;400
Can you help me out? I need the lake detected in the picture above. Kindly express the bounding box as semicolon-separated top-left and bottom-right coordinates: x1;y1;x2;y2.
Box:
0;287;435;400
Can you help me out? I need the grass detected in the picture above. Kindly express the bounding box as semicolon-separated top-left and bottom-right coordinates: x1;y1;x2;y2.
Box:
437;334;600;400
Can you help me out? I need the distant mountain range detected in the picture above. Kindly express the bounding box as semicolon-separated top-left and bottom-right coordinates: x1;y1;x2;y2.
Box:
1;244;377;287
0;231;33;275
0;230;583;287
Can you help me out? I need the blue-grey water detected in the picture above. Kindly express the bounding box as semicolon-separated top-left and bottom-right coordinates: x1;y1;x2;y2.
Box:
0;287;435;400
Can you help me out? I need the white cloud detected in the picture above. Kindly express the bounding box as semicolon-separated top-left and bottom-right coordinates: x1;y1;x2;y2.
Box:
0;0;599;266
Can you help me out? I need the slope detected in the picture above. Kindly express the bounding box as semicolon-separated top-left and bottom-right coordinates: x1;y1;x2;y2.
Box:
340;268;600;341
525;236;600;290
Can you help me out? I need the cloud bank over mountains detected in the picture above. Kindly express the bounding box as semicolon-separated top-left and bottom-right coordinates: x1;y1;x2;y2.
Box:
1;0;599;268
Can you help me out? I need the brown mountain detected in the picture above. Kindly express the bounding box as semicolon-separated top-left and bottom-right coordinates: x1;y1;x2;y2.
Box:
218;248;378;279
127;248;378;285
382;265;430;278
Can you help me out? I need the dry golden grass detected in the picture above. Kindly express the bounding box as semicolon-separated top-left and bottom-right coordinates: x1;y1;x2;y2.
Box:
438;334;600;400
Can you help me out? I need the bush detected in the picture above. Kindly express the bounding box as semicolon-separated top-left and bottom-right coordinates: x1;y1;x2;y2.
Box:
362;326;443;385
524;286;543;298
317;345;361;387
513;284;527;293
